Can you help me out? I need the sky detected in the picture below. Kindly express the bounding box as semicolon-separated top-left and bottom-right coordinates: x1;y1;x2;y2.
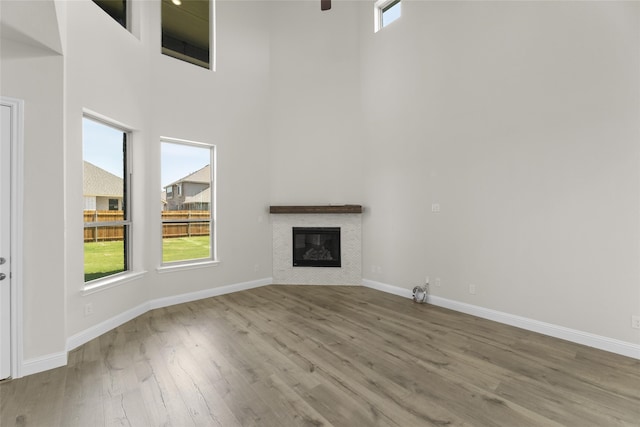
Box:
83;118;210;190
161;141;210;188
382;1;401;27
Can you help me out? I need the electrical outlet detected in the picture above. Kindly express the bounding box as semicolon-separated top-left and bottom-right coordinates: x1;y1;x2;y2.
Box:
435;278;441;287
469;284;476;295
425;276;430;285
431;203;441;213
84;303;94;316
632;315;640;329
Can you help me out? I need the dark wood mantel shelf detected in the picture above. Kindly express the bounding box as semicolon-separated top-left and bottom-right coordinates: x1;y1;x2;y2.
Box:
269;205;362;214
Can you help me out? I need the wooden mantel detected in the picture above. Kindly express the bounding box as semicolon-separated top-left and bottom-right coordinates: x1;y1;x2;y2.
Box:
269;205;362;214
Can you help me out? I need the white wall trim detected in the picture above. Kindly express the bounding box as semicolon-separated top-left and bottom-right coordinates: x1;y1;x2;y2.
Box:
1;97;25;379
362;279;640;360
148;277;272;310
21;352;67;377
362;278;413;299
67;277;272;353
66;300;150;352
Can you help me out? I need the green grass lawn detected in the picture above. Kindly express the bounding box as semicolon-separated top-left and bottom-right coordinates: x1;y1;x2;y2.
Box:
84;236;210;282
162;235;210;263
84;240;125;282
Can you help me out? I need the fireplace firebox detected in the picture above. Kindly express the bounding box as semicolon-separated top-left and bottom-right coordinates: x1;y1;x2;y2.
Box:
292;227;341;267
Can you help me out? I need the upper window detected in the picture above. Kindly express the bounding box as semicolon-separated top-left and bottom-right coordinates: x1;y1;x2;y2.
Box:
93;0;128;29
162;0;211;69
83;116;131;283
161;138;215;265
375;0;401;32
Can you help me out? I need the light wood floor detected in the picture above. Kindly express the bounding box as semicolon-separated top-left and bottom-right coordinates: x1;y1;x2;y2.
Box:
1;285;639;426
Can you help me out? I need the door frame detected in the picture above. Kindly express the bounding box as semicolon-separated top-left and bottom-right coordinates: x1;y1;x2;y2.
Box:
1;97;24;379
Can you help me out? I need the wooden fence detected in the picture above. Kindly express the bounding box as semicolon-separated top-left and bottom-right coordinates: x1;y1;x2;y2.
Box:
84;210;210;242
161;210;210;239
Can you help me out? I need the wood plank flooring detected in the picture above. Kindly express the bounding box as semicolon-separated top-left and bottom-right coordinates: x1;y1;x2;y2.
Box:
1;285;639;426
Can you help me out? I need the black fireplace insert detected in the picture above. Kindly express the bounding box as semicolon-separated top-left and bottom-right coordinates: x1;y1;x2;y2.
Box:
292;227;341;267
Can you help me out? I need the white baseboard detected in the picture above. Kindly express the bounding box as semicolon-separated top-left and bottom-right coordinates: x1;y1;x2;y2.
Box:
66;301;150;352
362;279;413;299
149;277;272;310
20;351;67;377
362;279;640;360
66;277;273;353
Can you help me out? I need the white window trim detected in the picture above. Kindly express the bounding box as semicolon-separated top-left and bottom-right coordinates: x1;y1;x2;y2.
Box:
157;259;220;274
82;270;147;296
160;136;217;268
82;113;134;291
2;97;25;379
374;0;401;33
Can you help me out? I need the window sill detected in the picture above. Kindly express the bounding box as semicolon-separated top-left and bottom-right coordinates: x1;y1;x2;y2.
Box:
82;270;147;296
157;259;220;274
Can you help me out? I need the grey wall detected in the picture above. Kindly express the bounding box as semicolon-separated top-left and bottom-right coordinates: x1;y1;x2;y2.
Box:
265;1;639;344
358;1;640;342
268;1;364;205
0;52;66;361
1;0;274;361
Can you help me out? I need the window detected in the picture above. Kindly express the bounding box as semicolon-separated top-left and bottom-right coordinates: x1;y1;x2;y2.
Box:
93;0;128;29
162;0;211;69
83;116;131;283
161;138;215;265
375;0;401;32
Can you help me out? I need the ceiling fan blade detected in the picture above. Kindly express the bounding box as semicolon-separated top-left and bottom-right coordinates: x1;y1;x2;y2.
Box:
321;0;331;11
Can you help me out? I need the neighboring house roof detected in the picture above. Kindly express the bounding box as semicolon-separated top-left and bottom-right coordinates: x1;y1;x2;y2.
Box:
168;164;210;187
83;161;123;197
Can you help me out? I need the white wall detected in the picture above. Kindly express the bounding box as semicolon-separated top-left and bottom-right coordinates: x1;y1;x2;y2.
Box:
64;0;273;337
148;0;273;300
0;51;66;362
359;1;640;344
0;0;67;363
3;0;273;366
268;1;364;205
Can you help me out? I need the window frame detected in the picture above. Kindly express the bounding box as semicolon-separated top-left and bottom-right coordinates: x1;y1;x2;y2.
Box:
159;137;217;270
374;0;401;33
82;115;133;285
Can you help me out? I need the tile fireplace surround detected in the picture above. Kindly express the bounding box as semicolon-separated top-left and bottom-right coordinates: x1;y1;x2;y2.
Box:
270;205;362;285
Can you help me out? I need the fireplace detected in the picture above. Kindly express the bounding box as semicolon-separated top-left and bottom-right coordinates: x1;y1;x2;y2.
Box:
271;205;361;285
292;227;341;267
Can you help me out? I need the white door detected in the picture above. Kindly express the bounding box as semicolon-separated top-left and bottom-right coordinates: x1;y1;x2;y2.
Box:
0;103;12;380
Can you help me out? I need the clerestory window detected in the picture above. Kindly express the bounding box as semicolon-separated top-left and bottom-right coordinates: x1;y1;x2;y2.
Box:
162;0;212;69
375;0;401;32
92;0;128;29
